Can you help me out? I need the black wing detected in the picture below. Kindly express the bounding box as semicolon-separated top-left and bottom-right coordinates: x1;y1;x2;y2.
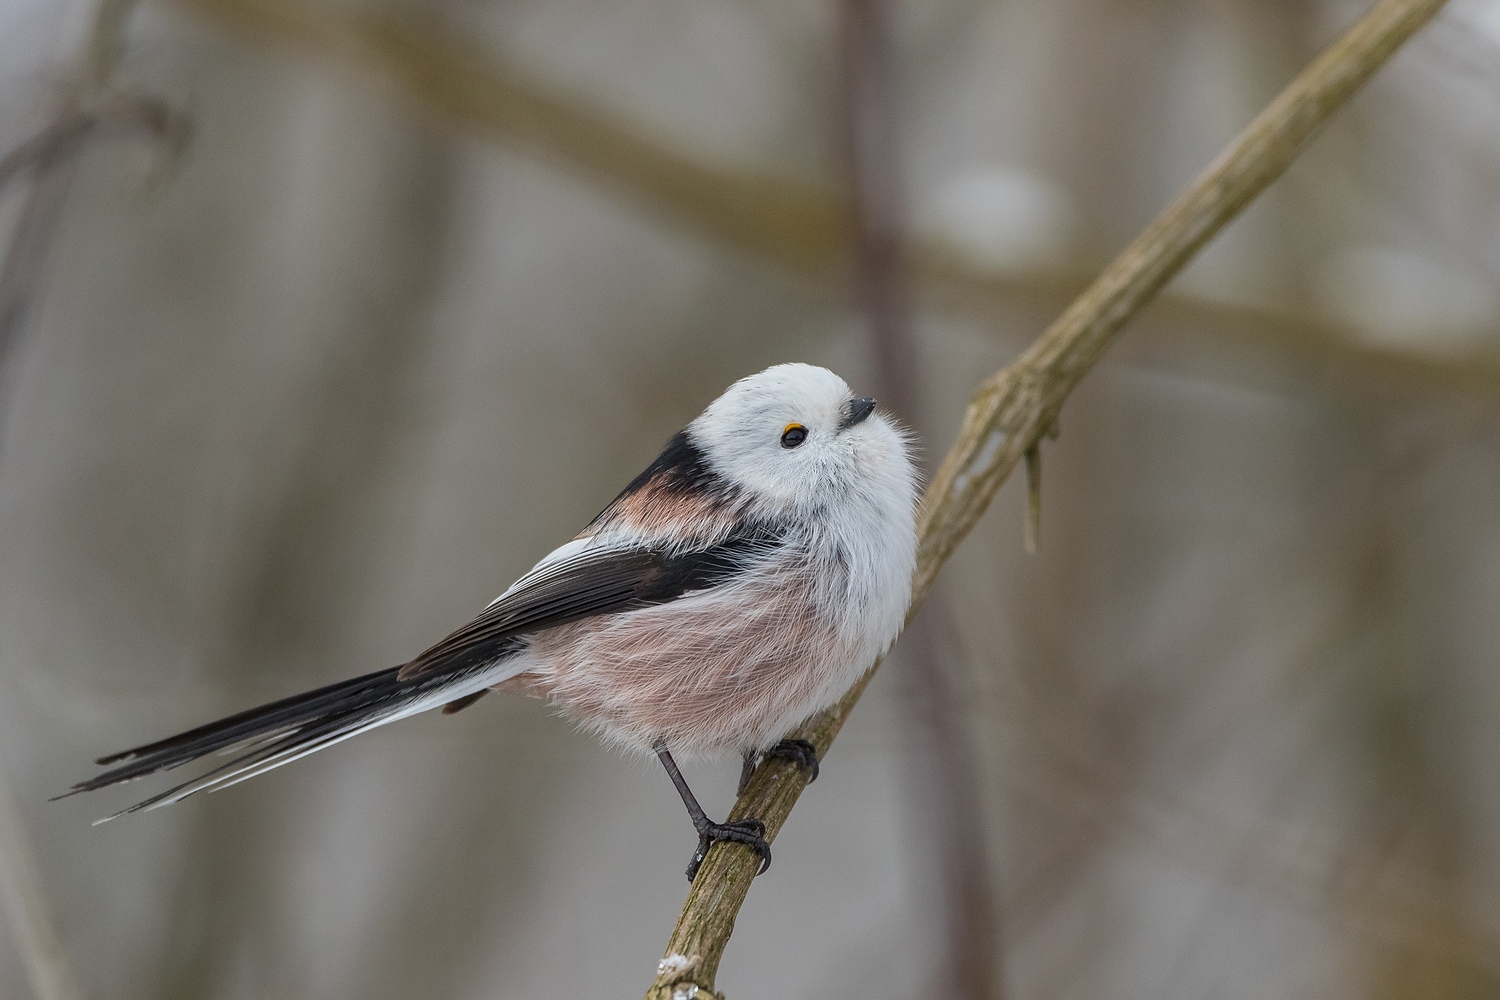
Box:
396;521;786;680
63;523;786;817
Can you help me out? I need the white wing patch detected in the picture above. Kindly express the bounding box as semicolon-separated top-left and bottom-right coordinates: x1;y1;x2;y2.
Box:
488;535;597;607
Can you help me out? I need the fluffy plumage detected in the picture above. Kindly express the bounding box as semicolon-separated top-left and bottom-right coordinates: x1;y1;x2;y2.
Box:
64;363;919;821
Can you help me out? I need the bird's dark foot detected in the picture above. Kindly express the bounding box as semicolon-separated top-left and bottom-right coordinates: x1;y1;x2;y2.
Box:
765;739;820;783
737;739;820;795
687;818;771;882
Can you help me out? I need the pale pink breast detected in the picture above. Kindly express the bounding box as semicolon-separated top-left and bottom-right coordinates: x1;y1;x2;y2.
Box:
523;566;851;755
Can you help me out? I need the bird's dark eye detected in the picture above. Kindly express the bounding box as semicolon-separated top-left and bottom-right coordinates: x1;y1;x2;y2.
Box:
780;423;808;448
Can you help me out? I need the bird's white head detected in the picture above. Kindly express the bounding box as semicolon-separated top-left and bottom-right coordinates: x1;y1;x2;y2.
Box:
688;363;916;514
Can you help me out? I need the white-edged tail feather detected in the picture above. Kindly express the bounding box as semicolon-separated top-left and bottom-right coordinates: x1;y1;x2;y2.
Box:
65;655;526;822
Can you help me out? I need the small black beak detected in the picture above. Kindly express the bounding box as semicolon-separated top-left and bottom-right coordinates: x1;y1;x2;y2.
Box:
839;396;877;431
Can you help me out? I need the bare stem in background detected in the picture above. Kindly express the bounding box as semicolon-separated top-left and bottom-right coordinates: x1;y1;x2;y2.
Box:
0;2;171;997
0;0;185;381
158;0;1500;404
0;0;133;365
839;0;914;394
0;93;186;196
645;0;1450;996
836;1;1000;998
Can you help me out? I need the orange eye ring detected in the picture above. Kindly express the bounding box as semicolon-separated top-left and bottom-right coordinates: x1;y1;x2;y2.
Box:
780;423;808;448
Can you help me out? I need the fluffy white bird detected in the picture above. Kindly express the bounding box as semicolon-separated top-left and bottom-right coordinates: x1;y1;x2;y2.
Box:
64;363;919;879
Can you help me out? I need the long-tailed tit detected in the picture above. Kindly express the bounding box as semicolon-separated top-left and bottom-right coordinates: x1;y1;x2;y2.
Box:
63;363;919;879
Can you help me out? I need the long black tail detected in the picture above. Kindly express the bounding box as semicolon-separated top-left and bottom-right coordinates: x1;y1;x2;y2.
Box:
59;656;519;822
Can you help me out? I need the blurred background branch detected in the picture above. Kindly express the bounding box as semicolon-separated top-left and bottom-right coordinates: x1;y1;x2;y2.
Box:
0;0;186;380
164;0;850;272
0;92;185;196
3;0;130;365
0;3;178;999
836;0;1001;997
159;0;1500;405
647;0;1449;995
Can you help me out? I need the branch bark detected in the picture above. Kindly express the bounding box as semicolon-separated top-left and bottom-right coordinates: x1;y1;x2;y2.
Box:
645;0;1449;995
156;0;1500;406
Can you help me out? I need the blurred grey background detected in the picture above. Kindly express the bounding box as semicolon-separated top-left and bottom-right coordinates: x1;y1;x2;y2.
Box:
3;0;1500;997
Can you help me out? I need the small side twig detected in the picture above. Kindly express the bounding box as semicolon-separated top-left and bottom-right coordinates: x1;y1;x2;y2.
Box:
1022;444;1041;555
644;0;1450;995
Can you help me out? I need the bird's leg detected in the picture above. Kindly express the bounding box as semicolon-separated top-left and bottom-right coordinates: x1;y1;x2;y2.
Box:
737;748;758;796
737;738;820;795
655;741;771;882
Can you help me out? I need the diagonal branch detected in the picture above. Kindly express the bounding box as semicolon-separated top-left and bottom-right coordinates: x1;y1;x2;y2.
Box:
645;0;1450;996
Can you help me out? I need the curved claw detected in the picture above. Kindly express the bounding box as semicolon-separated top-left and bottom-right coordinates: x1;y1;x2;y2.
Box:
687;818;772;881
764;738;820;783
